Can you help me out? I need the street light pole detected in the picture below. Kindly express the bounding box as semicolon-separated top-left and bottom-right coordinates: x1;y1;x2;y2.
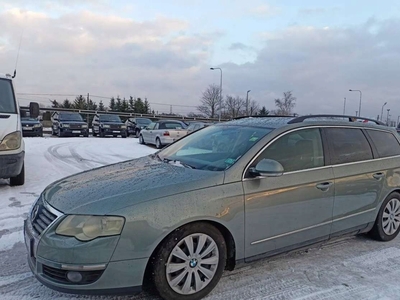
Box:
246;90;251;116
343;97;346;115
349;89;362;117
387;109;390;125
397;115;400;127
210;67;222;122
380;102;387;121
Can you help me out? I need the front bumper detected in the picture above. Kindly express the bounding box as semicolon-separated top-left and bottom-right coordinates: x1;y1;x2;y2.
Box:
22;127;43;136
0;151;24;179
24;210;145;296
102;129;127;136
60;128;89;136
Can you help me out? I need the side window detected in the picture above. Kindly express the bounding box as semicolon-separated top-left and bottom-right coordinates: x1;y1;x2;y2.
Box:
325;128;373;165
147;122;156;130
255;128;324;172
366;130;400;158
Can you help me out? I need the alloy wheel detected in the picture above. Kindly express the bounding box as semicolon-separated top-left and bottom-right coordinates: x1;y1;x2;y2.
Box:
165;233;219;295
382;198;400;235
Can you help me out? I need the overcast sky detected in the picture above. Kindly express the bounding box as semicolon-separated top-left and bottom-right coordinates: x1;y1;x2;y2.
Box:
1;0;400;119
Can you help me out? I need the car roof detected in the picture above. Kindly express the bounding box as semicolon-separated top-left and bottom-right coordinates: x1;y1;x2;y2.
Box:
219;115;390;131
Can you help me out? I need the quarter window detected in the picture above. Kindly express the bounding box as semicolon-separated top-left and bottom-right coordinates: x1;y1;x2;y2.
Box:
326;128;373;165
255;128;324;172
366;130;400;158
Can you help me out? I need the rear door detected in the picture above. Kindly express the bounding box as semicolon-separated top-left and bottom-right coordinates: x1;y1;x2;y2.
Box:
324;127;385;235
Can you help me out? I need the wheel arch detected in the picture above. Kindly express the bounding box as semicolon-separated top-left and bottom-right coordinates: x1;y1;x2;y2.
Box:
142;219;237;288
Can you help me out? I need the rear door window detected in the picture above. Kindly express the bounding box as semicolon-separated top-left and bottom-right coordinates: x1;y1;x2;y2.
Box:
366;130;400;158
325;128;373;165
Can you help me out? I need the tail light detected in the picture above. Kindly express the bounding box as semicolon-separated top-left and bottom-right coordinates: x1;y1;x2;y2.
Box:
163;131;170;136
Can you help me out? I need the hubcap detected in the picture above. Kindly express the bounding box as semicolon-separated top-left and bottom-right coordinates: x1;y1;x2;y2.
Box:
166;233;219;295
382;198;400;236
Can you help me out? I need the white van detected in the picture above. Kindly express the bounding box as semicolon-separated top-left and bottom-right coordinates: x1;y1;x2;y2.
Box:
0;73;38;186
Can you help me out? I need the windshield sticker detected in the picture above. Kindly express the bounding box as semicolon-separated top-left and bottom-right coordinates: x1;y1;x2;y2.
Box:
225;158;236;165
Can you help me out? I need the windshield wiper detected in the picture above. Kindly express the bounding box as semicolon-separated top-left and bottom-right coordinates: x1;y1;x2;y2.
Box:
163;158;196;169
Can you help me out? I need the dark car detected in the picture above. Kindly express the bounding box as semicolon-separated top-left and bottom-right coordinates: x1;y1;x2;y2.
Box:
92;114;127;138
125;117;152;137
51;112;89;137
21;117;43;137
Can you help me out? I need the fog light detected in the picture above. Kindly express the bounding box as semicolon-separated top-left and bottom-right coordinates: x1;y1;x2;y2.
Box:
67;271;83;283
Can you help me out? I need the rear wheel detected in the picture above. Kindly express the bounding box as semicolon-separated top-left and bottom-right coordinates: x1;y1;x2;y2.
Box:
156;138;162;149
10;164;25;186
370;192;400;241
152;223;226;300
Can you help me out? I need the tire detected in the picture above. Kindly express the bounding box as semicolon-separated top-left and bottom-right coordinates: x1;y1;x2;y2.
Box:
135;129;140;138
370;192;400;241
152;223;226;300
92;128;97;137
155;138;162;149
100;130;105;138
122;133;127;138
84;133;89;138
139;135;146;145
10;164;25;186
57;129;63;137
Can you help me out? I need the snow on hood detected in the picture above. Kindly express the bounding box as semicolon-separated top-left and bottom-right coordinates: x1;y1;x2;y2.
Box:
42;155;224;215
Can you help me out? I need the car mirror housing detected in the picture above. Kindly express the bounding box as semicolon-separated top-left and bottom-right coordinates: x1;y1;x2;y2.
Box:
250;159;284;177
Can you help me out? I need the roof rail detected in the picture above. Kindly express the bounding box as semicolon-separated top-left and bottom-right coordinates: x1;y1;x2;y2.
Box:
287;114;385;125
233;115;296;120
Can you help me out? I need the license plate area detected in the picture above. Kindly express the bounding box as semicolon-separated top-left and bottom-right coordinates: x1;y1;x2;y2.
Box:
23;127;33;130
113;130;120;133
72;130;81;133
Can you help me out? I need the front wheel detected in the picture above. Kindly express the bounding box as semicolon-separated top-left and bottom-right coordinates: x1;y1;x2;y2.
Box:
10;164;25;186
135;129;141;138
152;223;226;300
370;192;400;241
92;128;97;137
139;135;145;145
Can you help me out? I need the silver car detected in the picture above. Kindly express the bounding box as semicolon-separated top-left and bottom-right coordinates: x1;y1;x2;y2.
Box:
139;119;188;148
25;115;400;300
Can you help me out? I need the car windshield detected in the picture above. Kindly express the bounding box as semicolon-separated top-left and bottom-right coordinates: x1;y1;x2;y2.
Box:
60;113;83;121
137;118;151;125
22;117;38;121
100;115;121;122
158;125;272;171
0;79;17;114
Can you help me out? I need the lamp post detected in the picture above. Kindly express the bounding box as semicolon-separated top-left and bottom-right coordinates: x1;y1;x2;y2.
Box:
343;97;346;115
246;90;251;116
380;102;387;121
349;89;362;117
397;115;400;127
387;108;390;125
210;67;222;122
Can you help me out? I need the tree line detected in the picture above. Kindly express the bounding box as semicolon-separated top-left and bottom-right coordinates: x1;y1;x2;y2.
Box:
195;84;296;119
50;95;152;114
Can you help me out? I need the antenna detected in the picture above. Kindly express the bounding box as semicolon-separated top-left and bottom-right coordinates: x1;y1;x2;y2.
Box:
12;28;24;78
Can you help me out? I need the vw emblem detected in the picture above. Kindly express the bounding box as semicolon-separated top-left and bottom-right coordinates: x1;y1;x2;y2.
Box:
31;204;39;220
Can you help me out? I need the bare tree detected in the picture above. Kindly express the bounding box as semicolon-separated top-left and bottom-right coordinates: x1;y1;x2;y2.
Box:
274;91;296;115
197;84;221;118
248;100;260;116
225;95;245;118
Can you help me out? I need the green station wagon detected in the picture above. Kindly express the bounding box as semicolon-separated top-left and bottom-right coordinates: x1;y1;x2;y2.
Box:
25;115;400;300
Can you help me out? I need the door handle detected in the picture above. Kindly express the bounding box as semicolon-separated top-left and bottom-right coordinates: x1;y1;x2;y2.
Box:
373;172;385;180
316;182;333;191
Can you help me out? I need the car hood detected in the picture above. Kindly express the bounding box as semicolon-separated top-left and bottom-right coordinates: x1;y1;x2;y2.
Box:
42;156;224;215
59;121;87;125
101;121;123;125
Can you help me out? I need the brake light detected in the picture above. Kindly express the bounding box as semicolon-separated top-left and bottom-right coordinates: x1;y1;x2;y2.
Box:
163;131;170;136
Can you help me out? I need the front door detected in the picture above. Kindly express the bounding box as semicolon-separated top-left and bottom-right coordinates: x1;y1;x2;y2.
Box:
243;128;334;259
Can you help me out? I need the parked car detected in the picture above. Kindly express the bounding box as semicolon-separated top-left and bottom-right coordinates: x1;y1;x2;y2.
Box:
125;117;152;137
21;117;43;137
186;121;209;134
396;123;400;135
25;115;400;300
139;119;187;148
92;113;127;138
51;112;89;137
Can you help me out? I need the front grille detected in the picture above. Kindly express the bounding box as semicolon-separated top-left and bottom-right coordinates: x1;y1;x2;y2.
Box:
69;124;81;129
31;201;57;235
110;124;120;129
42;265;104;285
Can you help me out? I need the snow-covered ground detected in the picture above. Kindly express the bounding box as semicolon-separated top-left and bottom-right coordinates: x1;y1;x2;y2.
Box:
1;136;400;300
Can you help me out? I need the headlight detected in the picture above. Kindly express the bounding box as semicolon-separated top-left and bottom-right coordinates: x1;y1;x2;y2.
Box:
56;215;125;241
121;125;127;129
0;131;22;151
102;124;110;128
82;124;88;129
60;123;70;128
33;124;42;128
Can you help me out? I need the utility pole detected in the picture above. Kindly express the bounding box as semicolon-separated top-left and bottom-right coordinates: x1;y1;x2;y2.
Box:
343;97;346;115
387;108;390;125
246;90;251;116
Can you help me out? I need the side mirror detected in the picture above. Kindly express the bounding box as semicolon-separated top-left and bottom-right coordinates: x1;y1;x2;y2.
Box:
250;159;284;177
29;102;40;118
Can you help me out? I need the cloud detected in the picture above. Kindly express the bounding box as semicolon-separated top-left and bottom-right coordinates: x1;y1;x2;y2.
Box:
229;42;255;51
299;7;340;15
249;4;280;18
